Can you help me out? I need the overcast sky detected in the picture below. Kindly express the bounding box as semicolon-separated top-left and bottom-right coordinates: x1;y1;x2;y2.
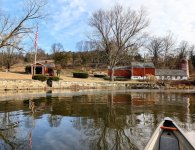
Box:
1;0;195;52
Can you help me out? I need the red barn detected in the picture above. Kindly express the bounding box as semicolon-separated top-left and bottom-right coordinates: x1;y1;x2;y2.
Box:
108;62;155;80
131;62;155;79
108;66;131;78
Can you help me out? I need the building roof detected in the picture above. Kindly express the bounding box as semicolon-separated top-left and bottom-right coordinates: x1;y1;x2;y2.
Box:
31;60;55;68
155;69;187;76
131;62;155;68
108;66;131;70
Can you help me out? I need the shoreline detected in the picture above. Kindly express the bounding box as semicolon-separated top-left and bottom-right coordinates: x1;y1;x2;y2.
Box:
0;78;194;91
0;88;195;101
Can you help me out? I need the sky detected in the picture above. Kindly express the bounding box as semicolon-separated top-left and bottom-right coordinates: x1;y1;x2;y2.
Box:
1;0;195;53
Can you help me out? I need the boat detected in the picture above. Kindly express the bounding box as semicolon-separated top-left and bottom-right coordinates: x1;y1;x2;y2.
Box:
145;117;195;150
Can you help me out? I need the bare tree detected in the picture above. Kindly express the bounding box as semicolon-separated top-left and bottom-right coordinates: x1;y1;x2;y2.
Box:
1;36;22;71
146;36;164;68
0;0;47;49
2;47;17;71
51;43;64;54
51;43;65;67
162;32;175;68
76;40;99;68
174;41;194;69
36;47;48;60
189;45;195;69
89;4;149;80
76;40;96;52
177;41;190;60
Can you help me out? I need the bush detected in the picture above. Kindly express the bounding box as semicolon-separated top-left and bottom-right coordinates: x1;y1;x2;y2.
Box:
73;72;89;78
48;76;60;81
94;74;106;78
47;76;60;87
32;75;48;81
25;65;31;74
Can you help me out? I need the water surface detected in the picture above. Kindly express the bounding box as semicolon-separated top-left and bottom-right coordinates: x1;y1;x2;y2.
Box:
0;90;195;150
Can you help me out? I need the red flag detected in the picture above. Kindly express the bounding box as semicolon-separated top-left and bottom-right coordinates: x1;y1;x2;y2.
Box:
34;26;38;49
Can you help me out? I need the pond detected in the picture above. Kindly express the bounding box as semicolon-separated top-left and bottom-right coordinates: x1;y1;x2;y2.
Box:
0;90;195;150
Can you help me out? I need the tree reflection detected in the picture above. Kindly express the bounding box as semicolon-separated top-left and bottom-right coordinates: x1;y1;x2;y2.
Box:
0;99;39;149
47;115;62;127
71;92;150;150
70;91;195;150
0;91;194;149
0;111;29;149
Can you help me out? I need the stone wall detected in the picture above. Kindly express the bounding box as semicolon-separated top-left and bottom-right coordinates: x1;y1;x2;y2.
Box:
0;79;47;90
0;79;159;91
0;79;127;91
52;81;126;90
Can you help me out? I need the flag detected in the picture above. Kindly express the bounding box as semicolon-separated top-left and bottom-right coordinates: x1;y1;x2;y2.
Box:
34;25;38;49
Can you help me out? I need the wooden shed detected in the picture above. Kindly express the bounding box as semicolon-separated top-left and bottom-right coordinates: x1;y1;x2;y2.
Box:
31;60;55;76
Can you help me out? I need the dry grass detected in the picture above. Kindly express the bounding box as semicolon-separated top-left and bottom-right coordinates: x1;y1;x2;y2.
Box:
0;71;139;83
0;65;135;83
61;75;108;83
0;72;32;79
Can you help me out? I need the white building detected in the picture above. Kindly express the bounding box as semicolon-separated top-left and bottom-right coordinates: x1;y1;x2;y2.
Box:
155;69;188;80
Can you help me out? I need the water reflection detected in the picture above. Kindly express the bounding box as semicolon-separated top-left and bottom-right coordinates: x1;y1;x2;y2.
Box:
0;91;194;149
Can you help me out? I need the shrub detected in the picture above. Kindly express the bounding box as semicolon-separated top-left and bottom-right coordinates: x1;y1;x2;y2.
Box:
32;75;48;81
25;65;31;74
94;74;106;78
73;72;89;78
48;76;60;81
47;76;61;87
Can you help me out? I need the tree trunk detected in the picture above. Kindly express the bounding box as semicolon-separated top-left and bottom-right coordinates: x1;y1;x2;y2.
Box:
7;63;10;71
110;68;115;81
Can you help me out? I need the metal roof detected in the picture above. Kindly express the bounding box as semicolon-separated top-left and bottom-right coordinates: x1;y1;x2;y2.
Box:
31;62;55;68
131;62;155;68
155;69;187;76
108;66;131;70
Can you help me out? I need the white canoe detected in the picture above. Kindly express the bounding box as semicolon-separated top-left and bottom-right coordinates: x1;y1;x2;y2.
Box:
145;117;195;150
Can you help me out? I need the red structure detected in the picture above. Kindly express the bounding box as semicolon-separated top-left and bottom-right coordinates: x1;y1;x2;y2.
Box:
108;66;131;78
108;60;188;80
132;68;155;76
108;62;155;79
31;60;55;76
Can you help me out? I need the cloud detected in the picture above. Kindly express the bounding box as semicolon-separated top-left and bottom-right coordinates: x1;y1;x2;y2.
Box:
2;0;195;51
49;0;87;31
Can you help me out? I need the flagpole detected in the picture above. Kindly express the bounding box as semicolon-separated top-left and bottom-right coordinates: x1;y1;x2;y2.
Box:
144;53;145;79
34;24;38;76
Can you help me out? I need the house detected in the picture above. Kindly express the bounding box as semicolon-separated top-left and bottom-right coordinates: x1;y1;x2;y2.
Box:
155;58;189;80
155;69;187;80
31;60;55;76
